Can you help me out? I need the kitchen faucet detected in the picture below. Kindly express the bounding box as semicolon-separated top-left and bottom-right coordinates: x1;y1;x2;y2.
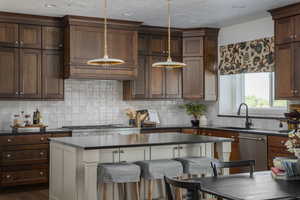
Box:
237;103;253;129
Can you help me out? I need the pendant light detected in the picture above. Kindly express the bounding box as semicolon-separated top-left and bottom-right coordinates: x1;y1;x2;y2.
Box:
152;0;186;69
87;0;125;66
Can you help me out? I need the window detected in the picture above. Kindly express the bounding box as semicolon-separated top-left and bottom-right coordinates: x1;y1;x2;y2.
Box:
219;72;287;116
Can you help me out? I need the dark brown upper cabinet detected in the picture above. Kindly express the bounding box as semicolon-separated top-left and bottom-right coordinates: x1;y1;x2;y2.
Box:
0;23;19;47
182;29;219;101
123;26;183;100
0;12;64;100
64;15;141;80
19;25;42;49
42;50;64;99
0;47;19;98
19;49;42;98
42;26;64;50
270;3;300;99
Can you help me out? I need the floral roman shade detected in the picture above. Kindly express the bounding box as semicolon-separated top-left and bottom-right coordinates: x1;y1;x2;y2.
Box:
219;37;275;75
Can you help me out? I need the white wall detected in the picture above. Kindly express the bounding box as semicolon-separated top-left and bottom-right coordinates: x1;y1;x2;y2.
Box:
218;16;274;46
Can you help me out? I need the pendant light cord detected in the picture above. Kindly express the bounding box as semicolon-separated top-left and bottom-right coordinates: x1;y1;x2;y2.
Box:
167;0;171;61
104;0;108;58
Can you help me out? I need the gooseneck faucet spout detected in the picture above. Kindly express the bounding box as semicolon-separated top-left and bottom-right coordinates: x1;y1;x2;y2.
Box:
237;103;253;129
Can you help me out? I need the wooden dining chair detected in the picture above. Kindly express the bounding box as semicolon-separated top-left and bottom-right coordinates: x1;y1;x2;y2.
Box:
164;176;201;200
211;160;256;177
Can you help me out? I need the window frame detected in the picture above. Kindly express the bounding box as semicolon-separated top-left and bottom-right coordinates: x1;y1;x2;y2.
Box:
219;72;287;117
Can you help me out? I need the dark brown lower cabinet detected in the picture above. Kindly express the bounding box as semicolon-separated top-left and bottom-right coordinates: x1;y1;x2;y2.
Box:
0;132;71;187
42;50;64;99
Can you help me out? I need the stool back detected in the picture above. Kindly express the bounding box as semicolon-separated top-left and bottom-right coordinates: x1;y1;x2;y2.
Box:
164;176;201;200
211;160;255;177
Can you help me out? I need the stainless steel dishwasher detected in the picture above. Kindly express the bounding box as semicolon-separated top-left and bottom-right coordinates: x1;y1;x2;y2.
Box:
238;133;268;171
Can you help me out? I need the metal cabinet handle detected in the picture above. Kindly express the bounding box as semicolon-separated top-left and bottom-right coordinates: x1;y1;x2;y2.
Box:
59;44;63;48
6;154;11;158
238;136;265;142
295;90;299;94
281;140;286;145
15;41;19;46
6;174;11;179
119;150;124;154
20;41;24;46
40;137;45;141
40;152;44;156
7;138;12;143
112;150;119;154
40;171;44;176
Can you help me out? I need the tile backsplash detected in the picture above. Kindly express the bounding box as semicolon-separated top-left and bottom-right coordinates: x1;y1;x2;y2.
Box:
0;79;191;130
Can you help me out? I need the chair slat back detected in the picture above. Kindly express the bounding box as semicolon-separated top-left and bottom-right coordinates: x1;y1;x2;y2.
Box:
211;160;255;177
164;176;201;200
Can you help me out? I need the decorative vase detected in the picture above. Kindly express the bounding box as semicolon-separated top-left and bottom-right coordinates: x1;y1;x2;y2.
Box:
199;115;208;126
191;119;200;128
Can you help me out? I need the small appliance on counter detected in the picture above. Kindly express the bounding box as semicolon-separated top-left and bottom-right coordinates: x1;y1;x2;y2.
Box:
124;108;160;128
11;109;47;133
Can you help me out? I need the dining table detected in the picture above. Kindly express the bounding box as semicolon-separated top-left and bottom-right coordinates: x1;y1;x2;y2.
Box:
190;171;300;200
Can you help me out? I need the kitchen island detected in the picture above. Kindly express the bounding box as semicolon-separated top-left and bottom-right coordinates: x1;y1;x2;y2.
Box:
49;132;232;200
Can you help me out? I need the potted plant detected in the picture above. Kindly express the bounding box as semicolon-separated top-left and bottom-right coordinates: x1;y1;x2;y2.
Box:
180;103;207;127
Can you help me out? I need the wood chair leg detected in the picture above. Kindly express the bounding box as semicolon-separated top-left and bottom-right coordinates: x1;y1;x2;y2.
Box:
175;187;182;200
147;180;153;200
134;182;140;200
102;183;107;200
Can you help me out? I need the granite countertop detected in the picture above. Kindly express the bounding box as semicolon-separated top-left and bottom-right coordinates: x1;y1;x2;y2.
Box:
0;128;71;136
49;132;233;150
142;125;290;137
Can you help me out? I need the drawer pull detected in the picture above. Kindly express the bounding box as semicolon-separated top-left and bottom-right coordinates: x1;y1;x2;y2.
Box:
119;150;124;154
7;138;12;143
40;152;44;156
6;174;11;179
40;137;45;141
6;154;11;158
40;171;44;176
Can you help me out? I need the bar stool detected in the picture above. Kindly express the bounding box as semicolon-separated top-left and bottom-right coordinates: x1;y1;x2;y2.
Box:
175;157;218;177
97;162;141;200
135;159;183;200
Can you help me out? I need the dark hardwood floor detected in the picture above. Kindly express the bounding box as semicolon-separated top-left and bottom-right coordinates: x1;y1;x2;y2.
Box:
0;185;48;200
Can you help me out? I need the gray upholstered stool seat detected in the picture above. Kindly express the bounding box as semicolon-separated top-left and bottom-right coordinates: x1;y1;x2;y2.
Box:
135;159;183;180
98;162;141;183
175;157;218;175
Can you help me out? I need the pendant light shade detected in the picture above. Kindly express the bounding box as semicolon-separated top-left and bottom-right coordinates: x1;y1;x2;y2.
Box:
152;0;186;69
87;0;125;66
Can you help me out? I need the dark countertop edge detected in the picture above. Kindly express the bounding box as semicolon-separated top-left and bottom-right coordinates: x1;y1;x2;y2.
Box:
217;114;286;120
50;138;233;150
0;128;72;136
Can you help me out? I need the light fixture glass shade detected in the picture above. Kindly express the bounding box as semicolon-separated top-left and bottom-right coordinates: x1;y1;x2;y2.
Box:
152;58;187;69
87;55;125;66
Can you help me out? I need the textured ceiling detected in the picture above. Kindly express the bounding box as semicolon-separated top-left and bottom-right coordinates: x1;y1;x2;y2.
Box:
1;0;300;28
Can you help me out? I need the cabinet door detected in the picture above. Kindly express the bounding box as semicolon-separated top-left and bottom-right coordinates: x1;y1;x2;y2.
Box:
108;29;138;68
134;55;148;98
170;37;182;57
150;35;167;55
150;145;178;159
119;147;148;162
0;23;19;47
275;44;294;99
138;34;149;55
165;58;182;98
293;42;300;97
182;57;204;99
294;15;300;42
0;47;19;98
42;26;64;50
178;144;203;158
42;50;64;99
69;26;103;65
19;25;42;49
98;149;119;163
183;37;203;57
149;56;165;98
275;17;294;45
20;49;42;98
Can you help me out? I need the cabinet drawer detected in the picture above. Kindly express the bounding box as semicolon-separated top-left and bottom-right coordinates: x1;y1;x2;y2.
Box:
268;136;288;148
1;167;48;186
1;149;48;165
0;134;50;146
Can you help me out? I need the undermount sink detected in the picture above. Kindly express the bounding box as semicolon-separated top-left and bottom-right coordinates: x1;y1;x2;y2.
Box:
219;126;253;130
